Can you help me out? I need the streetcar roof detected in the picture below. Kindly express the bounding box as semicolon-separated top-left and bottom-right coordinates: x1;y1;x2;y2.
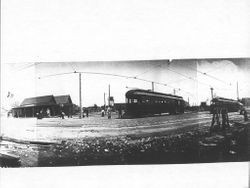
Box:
212;97;243;105
126;89;184;100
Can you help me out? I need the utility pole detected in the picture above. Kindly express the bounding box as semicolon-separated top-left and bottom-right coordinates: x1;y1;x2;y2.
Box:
237;81;239;100
104;92;106;108
151;82;154;91
108;84;110;107
210;87;214;99
79;73;82;119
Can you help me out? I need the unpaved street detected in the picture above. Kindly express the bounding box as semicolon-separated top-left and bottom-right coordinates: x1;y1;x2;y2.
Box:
0;111;248;167
0;111;244;142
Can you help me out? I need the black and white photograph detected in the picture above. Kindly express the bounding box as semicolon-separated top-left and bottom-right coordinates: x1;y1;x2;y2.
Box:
1;0;249;188
1;59;250;167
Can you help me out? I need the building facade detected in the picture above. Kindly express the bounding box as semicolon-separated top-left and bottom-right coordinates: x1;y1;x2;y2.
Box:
12;95;73;118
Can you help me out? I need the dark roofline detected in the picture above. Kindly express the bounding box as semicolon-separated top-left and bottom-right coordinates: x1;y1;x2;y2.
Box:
54;94;71;97
22;95;54;100
126;89;183;100
54;95;73;104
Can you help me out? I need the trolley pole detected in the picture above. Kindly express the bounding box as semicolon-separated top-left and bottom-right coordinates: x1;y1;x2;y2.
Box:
108;84;110;106
152;82;154;91
79;73;82;119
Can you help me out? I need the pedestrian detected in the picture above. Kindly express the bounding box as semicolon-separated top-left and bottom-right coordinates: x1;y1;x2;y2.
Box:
86;108;89;117
118;107;122;118
40;110;44;119
107;107;111;119
101;109;105;117
61;111;65;119
243;109;248;121
221;107;229;130
46;108;51;117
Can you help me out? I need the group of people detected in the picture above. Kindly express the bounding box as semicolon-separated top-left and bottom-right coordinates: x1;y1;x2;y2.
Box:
101;106;123;119
81;109;89;118
211;106;249;131
101;107;112;119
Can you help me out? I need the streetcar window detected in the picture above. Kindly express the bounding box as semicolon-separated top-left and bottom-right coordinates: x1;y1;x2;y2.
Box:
134;99;138;103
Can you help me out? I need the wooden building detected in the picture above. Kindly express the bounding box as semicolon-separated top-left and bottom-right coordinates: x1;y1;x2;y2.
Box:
12;95;73;118
54;95;73;117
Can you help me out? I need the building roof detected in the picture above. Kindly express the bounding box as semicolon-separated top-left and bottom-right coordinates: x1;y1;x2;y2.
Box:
20;95;57;107
15;95;73;109
54;95;73;105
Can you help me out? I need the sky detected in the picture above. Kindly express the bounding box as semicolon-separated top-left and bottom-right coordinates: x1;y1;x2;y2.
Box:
1;59;250;109
1;0;250;110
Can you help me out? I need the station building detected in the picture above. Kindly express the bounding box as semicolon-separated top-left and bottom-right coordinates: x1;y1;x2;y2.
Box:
12;95;73;118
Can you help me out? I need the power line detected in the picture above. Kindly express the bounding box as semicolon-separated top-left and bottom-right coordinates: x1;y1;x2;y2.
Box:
164;66;212;87
38;71;76;79
185;63;232;86
38;71;195;96
131;77;194;96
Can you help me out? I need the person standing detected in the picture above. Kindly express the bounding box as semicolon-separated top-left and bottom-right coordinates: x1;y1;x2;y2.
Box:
101;109;105;117
61;111;65;119
46;108;51;117
107;107;111;119
86;108;89;117
118;107;122;118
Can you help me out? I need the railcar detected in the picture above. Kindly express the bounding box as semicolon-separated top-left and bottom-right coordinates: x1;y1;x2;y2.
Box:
123;89;185;118
210;97;243;113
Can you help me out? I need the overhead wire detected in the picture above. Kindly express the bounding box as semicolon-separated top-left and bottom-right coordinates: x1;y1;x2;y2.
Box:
185;62;232;86
164;66;212;87
38;70;195;96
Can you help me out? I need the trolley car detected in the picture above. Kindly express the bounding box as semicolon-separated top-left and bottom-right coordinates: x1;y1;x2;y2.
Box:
210;97;243;113
123;89;185;118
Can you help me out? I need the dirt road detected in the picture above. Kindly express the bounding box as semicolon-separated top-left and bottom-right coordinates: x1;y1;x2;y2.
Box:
0;111;248;167
0;111;244;142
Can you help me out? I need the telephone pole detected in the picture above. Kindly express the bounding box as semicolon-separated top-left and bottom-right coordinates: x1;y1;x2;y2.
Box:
104;92;106;108
108;84;110;106
210;87;214;99
79;73;82;119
